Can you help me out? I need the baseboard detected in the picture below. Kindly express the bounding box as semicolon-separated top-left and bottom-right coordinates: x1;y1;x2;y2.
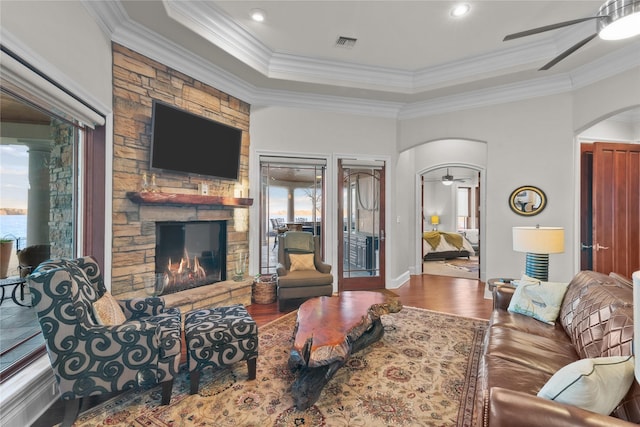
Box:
387;270;411;289
0;356;57;426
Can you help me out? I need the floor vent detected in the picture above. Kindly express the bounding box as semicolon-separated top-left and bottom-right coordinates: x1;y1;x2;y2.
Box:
335;36;357;48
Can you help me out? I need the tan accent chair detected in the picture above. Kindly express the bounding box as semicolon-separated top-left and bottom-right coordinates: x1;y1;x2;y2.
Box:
276;231;333;311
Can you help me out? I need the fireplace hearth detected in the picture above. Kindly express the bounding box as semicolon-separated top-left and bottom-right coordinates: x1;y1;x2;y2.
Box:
156;221;226;295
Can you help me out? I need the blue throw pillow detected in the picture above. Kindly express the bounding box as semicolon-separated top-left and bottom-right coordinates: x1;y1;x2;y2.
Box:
508;276;569;325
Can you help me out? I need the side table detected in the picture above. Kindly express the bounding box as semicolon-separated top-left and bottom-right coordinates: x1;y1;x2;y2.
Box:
0;276;30;307
487;277;517;291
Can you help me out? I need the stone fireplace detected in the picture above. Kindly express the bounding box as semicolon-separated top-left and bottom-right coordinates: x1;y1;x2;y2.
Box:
110;43;253;313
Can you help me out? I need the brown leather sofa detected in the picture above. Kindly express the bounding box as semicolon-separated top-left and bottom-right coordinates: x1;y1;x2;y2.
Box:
478;270;639;426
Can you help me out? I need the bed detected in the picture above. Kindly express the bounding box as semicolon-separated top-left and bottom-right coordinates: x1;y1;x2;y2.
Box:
422;231;476;261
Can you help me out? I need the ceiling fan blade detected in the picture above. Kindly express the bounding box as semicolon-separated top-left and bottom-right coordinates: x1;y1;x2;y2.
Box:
539;32;598;70
503;16;603;41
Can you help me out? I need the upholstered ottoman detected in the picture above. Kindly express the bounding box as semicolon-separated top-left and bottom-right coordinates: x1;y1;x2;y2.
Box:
184;305;258;394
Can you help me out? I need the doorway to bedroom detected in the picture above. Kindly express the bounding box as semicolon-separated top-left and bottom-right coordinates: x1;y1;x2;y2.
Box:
421;166;480;279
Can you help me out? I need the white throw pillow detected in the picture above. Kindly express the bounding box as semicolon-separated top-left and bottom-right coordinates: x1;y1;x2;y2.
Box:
507;276;569;325
537;355;634;415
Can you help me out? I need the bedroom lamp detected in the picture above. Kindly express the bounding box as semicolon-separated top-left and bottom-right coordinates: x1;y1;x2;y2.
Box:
512;226;564;281
431;215;440;231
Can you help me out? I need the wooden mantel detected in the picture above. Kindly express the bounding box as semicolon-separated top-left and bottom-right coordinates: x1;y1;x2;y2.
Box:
126;191;253;207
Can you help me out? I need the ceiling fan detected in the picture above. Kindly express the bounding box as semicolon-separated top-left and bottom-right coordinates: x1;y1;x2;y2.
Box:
441;169;467;186
423;168;467;186
503;0;640;70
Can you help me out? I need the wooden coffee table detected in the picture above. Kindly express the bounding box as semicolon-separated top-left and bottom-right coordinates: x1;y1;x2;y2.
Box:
288;291;402;410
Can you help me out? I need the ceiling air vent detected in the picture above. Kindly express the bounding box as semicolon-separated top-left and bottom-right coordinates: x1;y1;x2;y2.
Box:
335;36;357;48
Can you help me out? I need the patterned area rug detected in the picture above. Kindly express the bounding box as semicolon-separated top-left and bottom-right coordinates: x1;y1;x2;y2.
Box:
70;307;487;426
444;258;480;273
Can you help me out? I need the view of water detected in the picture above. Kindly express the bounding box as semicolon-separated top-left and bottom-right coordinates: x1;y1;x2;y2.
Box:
0;215;27;245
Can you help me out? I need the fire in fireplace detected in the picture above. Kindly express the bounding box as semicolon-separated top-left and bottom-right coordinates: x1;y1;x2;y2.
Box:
156;220;226;294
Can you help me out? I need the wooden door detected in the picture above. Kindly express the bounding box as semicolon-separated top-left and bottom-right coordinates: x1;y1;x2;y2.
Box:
338;160;386;291
592;142;640;278
580;145;593;270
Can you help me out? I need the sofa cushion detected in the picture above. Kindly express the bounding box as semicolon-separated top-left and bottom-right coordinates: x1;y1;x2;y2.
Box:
600;306;634;357
484;326;579;376
558;271;632;358
277;270;334;288
537;355;635;415
563;282;632;359
489;310;570;342
93;292;127;325
508;280;569;325
482;354;554;397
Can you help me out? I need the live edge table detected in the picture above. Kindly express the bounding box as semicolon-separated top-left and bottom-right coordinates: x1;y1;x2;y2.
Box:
288;291;403;410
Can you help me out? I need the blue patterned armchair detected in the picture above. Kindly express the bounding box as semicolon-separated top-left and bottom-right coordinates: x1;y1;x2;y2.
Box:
27;256;181;427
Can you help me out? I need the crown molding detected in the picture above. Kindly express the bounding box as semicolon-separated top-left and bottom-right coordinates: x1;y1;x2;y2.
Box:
162;0;272;75
81;1;640;120
399;74;573;120
569;39;640;89
0;28;110;119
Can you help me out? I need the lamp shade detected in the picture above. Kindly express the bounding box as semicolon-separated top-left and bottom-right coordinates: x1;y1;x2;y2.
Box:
513;226;564;254
431;215;440;225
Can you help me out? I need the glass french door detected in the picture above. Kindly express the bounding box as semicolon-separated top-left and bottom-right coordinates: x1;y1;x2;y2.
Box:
258;156;326;275
338;159;385;291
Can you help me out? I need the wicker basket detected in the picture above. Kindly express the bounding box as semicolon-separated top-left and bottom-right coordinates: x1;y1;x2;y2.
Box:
252;274;277;304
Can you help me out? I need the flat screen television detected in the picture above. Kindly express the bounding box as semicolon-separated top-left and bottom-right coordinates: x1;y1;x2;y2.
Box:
150;100;242;181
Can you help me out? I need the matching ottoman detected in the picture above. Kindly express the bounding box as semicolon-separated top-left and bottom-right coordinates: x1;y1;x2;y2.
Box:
184;305;259;394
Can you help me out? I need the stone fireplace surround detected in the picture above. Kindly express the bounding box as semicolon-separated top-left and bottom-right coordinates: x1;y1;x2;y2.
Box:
111;43;253;315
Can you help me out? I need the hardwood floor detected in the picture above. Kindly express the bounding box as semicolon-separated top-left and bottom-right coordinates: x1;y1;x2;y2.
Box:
32;274;491;426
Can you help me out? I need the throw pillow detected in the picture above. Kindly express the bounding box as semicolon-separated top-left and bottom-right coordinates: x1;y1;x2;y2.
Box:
93;292;126;325
537;355;634;415
289;253;316;272
507;278;569;325
512;273;540;287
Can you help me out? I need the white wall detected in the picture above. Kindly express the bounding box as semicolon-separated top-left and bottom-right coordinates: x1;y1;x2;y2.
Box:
249;106;399;284
398;94;576;283
1;0;113;110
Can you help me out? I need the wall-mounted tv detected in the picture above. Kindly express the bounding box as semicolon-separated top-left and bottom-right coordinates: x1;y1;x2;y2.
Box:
150;100;242;181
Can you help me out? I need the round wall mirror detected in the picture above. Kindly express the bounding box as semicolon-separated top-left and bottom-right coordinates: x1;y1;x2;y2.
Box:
509;186;546;216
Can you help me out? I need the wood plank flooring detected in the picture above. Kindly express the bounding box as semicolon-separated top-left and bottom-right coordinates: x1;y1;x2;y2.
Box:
32;274;492;426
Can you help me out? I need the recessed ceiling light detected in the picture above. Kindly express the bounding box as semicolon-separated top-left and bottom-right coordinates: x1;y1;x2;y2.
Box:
250;8;266;22
451;3;470;18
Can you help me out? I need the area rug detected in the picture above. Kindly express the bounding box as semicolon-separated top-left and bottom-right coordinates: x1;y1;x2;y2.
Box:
444;258;480;273
69;307;487;427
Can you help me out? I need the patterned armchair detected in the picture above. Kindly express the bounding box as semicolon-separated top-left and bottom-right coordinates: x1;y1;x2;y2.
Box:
27;256;181;427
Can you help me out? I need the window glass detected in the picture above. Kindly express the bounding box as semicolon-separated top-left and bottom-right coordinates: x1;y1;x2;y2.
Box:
0;91;80;380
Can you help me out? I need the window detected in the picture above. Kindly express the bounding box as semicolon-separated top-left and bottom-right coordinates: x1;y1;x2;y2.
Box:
457;187;470;229
259;157;326;274
0;48;105;381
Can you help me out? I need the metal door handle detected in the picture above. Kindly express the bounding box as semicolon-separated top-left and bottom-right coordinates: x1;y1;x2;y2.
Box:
581;243;592;250
595;243;609;251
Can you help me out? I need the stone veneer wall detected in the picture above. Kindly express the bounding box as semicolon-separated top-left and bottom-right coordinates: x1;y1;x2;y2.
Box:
111;43;251;305
49;120;75;258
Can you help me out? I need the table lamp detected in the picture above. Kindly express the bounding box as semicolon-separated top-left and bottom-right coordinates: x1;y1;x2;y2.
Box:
512;226;564;281
431;215;440;231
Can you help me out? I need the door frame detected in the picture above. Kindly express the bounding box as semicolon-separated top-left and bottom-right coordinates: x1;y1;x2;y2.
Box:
337;159;386;291
415;163;486;281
